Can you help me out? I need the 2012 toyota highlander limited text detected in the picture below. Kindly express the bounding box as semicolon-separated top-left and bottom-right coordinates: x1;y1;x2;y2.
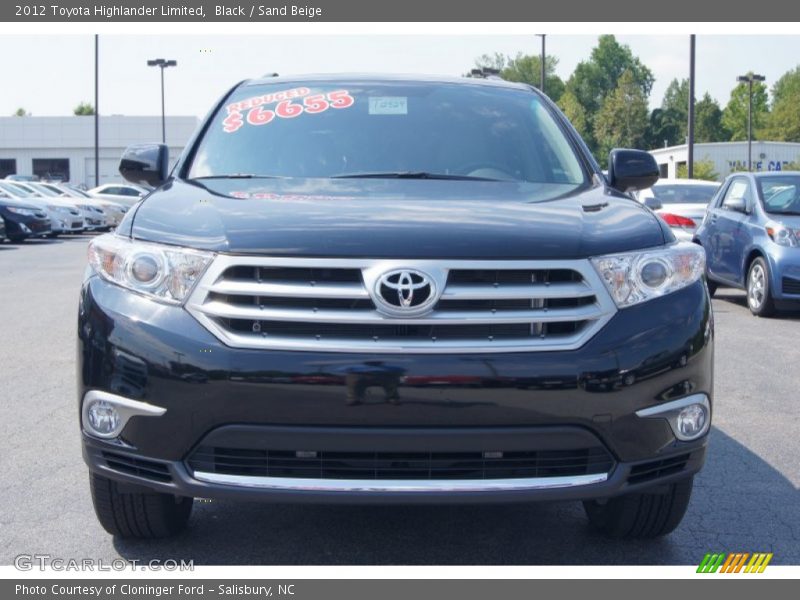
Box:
77;74;713;540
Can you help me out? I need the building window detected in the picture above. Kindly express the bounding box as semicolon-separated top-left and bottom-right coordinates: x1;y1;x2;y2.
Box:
658;163;668;178
32;158;70;182
0;159;16;178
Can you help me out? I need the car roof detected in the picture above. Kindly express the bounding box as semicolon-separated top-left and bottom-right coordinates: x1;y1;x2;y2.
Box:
242;73;534;92
746;171;800;179
653;178;720;186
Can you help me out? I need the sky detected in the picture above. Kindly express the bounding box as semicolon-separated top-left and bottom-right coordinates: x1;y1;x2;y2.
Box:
0;34;798;118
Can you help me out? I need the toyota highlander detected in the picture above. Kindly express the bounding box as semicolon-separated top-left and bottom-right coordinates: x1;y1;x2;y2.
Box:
78;74;713;540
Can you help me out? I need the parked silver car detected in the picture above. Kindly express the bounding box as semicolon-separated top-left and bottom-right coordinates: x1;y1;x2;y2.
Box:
39;182;126;229
0;181;85;236
11;181;107;232
636;179;721;241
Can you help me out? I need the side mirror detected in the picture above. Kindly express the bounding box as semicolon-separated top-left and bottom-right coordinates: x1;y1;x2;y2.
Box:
724;197;748;213
119;144;169;188
643;196;663;211
607;149;659;193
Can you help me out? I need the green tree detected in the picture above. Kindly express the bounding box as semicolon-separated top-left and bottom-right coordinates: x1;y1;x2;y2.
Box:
73;102;95;116
677;157;719;181
646;107;684;149
657;78;690;145
594;70;650;158
722;76;769;141
764;66;800;142
695;93;727;143
564;35;654;154
502;53;564;102
473;52;565;102
473;52;507;72
558;90;589;139
13;107;29;117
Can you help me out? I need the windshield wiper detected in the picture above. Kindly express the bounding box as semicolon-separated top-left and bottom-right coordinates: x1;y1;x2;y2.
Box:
331;171;502;182
189;174;287;180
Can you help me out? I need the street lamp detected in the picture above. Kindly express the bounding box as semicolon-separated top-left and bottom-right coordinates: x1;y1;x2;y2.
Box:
147;58;177;144
535;34;546;95
736;73;766;171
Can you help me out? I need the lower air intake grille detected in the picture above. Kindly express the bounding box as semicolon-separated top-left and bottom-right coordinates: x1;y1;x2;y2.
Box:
782;277;800;295
102;451;172;482
627;454;690;485
187;446;615;481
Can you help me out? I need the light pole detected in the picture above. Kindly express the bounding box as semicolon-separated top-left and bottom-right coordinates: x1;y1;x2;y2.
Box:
687;35;695;179
736;73;766;171
147;58;177;144
535;34;546;95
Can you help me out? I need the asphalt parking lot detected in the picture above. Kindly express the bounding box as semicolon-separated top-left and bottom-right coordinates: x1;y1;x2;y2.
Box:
1;235;798;566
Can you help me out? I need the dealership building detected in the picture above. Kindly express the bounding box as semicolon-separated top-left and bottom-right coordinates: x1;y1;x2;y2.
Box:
649;141;800;181
0;115;199;187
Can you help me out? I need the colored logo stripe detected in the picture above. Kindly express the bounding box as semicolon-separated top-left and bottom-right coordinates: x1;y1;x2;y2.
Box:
697;552;773;573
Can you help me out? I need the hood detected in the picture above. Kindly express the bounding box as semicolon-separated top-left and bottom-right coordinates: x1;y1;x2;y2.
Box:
128;178;667;259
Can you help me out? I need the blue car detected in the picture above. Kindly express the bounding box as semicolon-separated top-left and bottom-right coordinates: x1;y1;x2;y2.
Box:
695;171;800;316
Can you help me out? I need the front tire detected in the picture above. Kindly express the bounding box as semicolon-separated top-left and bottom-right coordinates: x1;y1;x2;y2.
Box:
747;257;776;317
90;473;193;538
583;477;694;539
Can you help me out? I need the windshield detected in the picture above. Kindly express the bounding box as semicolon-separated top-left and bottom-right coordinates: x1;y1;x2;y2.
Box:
1;182;34;197
650;183;719;204
758;176;800;215
187;81;588;199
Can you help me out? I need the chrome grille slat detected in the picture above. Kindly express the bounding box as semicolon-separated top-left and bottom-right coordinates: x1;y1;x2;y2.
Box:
208;279;369;299
441;282;595;300
186;256;618;354
196;301;606;325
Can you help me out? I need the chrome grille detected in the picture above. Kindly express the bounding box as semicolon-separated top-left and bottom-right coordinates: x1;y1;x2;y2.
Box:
185;257;617;353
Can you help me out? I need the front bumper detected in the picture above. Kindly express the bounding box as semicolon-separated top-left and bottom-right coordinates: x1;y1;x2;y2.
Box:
78;275;713;502
765;245;800;302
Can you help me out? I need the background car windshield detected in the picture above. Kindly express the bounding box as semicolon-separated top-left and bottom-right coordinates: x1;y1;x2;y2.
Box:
650;184;719;204
188;81;588;196
758;176;800;215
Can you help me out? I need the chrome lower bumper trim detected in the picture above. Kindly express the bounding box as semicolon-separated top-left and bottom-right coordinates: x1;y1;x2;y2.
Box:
191;471;609;493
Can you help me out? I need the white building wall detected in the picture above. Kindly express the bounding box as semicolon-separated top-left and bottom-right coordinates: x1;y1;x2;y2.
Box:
649;141;800;181
0;115;198;187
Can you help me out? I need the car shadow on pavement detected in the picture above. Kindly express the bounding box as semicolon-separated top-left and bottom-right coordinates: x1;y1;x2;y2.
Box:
111;427;800;565
714;289;800;320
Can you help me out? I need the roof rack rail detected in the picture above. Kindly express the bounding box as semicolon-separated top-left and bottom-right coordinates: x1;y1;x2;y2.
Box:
467;67;504;80
261;72;280;78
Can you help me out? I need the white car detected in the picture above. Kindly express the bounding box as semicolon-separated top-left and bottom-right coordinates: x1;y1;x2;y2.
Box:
12;181;108;232
636;178;721;241
0;181;85;236
38;182;127;229
88;183;150;208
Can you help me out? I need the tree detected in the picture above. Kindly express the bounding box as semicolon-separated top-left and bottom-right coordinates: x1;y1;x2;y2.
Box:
594;70;650;158
646;107;684;149
564;35;654;154
656;78;690;145
677;157;719;181
501;53;564;102
73;102;95;116
694;93;727;143
764;66;800;142
722;76;769;141
13;107;29;117
473;52;565;102
473;52;507;72
558;90;589;139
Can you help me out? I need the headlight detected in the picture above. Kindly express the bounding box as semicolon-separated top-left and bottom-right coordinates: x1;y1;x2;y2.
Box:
591;242;705;308
7;207;37;216
766;221;799;247
88;234;214;304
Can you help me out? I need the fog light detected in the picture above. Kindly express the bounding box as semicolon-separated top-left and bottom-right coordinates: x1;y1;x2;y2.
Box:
86;400;120;436
676;404;706;439
81;391;167;440
636;393;711;442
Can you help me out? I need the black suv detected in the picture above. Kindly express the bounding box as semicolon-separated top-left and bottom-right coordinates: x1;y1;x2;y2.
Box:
78;75;713;540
